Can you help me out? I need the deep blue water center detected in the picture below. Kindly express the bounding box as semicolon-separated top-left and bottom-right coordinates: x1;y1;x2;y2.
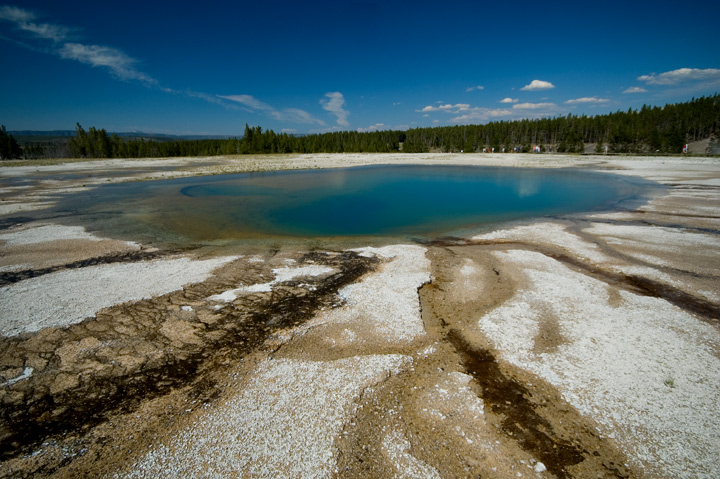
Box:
55;165;653;246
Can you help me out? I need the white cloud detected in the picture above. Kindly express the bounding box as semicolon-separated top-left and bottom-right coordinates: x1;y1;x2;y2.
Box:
513;102;557;109
59;43;156;84
638;68;720;85
421;104;450;112
220;95;324;125
0;5;34;23
499;97;518;103
1;7;157;85
186;90;239;108
308;125;345;134
355;123;408;132
273;108;324;125
623;86;648;94
219;94;274;111
520;80;555;91
564;97;610;104
449;102;568;124
465;85;484;92
357;123;387;132
282;129;297;134
20;21;70;42
0;6;71;42
450;108;512;123
420;100;563;124
3;4;329;123
320;92;350;127
419;103;470;113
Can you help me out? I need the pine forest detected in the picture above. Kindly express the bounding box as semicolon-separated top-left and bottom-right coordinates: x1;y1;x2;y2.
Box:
2;95;718;160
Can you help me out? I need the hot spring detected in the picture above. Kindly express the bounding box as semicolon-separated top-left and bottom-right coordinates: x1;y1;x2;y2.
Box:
51;165;657;248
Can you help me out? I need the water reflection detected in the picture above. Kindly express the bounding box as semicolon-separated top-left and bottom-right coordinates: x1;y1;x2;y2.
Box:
514;171;541;198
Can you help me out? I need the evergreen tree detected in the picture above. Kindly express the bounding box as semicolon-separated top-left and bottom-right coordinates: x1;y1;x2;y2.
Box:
68;123;88;157
0;125;23;159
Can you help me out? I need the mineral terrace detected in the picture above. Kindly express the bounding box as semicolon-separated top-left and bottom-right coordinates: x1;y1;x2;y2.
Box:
0;153;718;479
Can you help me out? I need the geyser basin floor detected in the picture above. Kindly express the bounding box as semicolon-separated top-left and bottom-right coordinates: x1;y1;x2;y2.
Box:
1;153;718;479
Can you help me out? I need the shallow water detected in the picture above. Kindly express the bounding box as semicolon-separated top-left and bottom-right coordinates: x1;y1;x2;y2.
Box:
52;165;656;248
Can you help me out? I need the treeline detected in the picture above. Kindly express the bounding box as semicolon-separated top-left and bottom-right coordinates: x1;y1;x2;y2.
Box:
0;126;22;160
403;95;720;153
64;123;403;158
67;124;231;158
4;95;719;160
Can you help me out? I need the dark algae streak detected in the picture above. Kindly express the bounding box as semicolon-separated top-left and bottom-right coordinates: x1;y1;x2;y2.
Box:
0;251;377;463
448;330;635;479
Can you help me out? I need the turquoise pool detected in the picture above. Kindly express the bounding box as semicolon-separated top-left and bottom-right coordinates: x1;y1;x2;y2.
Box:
52;165;657;247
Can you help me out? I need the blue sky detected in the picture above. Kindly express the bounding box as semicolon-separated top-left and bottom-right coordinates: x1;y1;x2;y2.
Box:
1;0;718;136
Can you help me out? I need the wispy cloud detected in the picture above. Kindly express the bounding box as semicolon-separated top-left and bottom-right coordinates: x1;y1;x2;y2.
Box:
0;5;33;22
1;5;156;86
218;94;274;111
18;21;71;41
320;92;350;127
466;85;484;92
220;95;324;125
520;80;555;91
184;90;233;107
564;97;610;104
638;68;720;85
1;5;324;124
0;5;71;41
276;108;323;124
59;43;156;85
499;97;518;103
623;86;648;94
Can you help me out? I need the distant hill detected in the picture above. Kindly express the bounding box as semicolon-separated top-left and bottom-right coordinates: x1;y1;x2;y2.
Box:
9;130;232;142
8;130;76;141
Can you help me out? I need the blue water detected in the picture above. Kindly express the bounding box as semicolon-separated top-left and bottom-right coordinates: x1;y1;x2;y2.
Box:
52;165;656;246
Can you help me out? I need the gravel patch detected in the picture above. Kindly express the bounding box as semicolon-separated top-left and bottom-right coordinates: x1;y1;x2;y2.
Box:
0;224;125;246
319;245;431;343
120;354;412;479
381;429;442;479
294;245;430;347
0;256;237;336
